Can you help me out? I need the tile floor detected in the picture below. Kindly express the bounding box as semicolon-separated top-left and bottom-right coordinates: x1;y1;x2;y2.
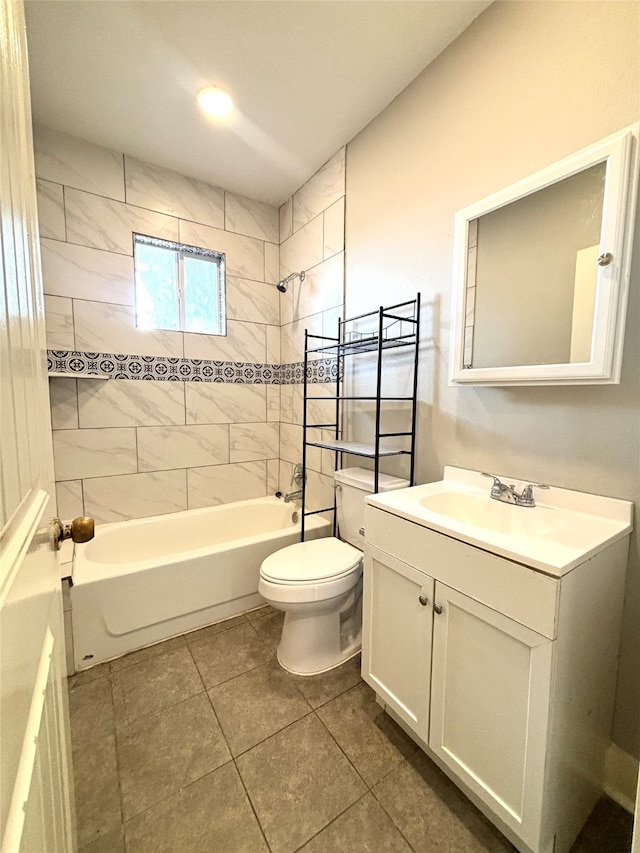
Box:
68;606;633;853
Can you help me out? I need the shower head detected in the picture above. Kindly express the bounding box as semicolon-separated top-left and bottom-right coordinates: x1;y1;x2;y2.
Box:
276;270;305;293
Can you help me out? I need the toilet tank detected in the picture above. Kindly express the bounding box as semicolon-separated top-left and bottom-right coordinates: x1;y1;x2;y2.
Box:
334;467;409;550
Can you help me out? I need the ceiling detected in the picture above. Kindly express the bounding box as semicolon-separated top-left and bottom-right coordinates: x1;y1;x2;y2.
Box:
24;1;491;207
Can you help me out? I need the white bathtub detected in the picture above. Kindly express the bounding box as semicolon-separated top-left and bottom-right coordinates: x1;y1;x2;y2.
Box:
71;497;330;670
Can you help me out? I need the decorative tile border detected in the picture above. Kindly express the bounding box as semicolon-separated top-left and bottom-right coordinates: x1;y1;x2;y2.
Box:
47;351;338;384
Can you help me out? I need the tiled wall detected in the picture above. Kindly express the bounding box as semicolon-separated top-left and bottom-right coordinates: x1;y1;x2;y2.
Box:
278;149;346;514
36;125;282;523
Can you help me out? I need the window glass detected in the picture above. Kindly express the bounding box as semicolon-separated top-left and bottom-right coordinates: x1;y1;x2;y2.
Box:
133;235;225;336
135;242;179;331
183;254;220;334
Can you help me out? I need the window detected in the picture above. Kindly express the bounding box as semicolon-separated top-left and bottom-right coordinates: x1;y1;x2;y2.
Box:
134;234;226;335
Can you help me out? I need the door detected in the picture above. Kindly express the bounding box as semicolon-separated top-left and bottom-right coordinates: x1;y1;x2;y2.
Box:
362;544;433;742
1;1;75;850
429;582;553;850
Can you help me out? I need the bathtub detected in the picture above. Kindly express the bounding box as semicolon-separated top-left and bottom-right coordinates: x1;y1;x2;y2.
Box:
71;497;330;670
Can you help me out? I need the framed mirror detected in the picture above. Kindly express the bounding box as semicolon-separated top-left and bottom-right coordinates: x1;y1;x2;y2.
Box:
449;125;639;386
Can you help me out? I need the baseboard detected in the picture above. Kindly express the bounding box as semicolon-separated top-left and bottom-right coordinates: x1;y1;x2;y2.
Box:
604;742;639;814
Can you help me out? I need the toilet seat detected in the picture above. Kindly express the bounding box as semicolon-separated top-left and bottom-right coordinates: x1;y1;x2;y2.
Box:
260;537;362;585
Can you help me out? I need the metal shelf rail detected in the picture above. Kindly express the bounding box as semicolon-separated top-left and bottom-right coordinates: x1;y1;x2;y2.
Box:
300;296;421;540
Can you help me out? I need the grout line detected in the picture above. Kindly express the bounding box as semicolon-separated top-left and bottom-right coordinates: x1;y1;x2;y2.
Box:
311;706;370;791
292;791;371;852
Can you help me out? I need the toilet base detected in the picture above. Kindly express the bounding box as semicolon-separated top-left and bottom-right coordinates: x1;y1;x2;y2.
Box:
275;577;363;676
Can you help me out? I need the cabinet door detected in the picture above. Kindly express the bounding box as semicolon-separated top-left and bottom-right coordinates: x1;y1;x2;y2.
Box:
362;546;434;742
430;582;553;849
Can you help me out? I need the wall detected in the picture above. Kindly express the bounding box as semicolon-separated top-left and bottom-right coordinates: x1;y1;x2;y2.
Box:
344;0;640;755
278;150;346;513
36;125;282;523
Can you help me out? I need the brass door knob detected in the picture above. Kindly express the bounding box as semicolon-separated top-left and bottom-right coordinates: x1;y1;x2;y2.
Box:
51;516;95;550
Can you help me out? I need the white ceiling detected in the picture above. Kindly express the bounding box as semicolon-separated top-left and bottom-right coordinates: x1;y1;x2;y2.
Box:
24;1;491;207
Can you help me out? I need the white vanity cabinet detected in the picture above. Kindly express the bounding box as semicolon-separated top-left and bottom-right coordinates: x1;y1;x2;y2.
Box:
362;496;631;853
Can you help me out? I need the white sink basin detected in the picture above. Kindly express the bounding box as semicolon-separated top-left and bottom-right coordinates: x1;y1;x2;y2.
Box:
418;491;563;537
365;466;633;575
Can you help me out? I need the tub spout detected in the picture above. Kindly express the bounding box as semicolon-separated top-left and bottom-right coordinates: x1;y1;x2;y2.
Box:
284;489;302;503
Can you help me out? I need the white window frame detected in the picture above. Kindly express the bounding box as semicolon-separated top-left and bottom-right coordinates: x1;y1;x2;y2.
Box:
133;233;226;336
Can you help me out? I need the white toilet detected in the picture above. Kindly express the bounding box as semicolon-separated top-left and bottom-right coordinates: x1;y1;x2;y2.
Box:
259;467;409;676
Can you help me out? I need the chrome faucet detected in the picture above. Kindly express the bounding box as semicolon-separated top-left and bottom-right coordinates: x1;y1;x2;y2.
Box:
284;463;305;503
481;473;549;508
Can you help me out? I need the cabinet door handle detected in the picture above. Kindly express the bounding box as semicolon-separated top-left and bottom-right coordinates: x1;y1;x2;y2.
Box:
433;602;443;615
418;595;429;606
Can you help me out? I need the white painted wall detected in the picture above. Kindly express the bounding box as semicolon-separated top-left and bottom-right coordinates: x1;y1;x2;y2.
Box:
345;0;640;755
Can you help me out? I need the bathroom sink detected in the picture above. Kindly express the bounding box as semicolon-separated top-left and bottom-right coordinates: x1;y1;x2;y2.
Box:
418;491;562;537
365;466;633;575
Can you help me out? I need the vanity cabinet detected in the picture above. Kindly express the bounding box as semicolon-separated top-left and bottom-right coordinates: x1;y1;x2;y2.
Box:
362;502;630;853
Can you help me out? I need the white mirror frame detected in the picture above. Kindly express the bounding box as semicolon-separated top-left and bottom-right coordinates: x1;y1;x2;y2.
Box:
449;125;639;386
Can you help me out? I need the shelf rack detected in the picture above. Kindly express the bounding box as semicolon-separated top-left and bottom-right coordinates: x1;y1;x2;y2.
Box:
300;296;420;540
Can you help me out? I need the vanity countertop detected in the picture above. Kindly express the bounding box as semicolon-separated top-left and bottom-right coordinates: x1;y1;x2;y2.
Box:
365;466;633;576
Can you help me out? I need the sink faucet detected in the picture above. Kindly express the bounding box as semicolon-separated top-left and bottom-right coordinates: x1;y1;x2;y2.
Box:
481;473;549;507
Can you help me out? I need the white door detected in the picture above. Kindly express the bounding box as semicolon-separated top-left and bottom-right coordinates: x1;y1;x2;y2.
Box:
1;1;75;850
362;545;433;742
429;581;553;851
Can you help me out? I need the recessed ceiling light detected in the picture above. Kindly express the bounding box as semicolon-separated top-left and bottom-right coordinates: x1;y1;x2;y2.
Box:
197;86;234;117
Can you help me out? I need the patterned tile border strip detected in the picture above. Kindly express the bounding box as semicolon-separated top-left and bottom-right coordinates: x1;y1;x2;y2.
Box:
47;351;338;384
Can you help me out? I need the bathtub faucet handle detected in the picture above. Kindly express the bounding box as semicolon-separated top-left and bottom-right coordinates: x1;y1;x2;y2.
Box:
291;463;305;487
51;515;95;551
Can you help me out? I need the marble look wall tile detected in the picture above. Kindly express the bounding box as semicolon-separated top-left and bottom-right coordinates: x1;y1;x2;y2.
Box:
280;215;324;281
306;470;335;514
44;295;75;349
279;280;294;327
34;125;125;201
77;378;185;428
56;479;84;520
279;198;293;242
266;386;280;423
230;423;279;462
83;469;188;523
264;242;279;285
185;383;266;425
227;277;279;326
73;300;184;358
279;422;303;465
36;179;65;241
125;157;224;228
280;312;323;364
40;239;134;306
65;188;179;255
185;382;271;424
183;319;265;363
179;220;264;282
293;253;344;324
137;424;229;472
266;325;280;364
187;462;266;509
322;305;342;338
324;199;345;259
49;377;78;429
225;193;278;243
293;148;345;232
267;459;279;494
53;427;137;480
279;384;293;424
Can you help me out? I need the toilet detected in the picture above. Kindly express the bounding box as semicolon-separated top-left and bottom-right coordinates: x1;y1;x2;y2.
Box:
259;467;409;676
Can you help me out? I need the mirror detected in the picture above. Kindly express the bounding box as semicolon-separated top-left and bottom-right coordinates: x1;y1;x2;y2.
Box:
449;126;639;386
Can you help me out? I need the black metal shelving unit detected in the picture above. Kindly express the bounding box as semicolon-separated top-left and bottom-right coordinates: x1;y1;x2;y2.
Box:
300;296;421;541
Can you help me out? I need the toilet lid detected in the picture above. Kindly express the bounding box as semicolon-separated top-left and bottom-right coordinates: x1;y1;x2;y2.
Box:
261;537;362;584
